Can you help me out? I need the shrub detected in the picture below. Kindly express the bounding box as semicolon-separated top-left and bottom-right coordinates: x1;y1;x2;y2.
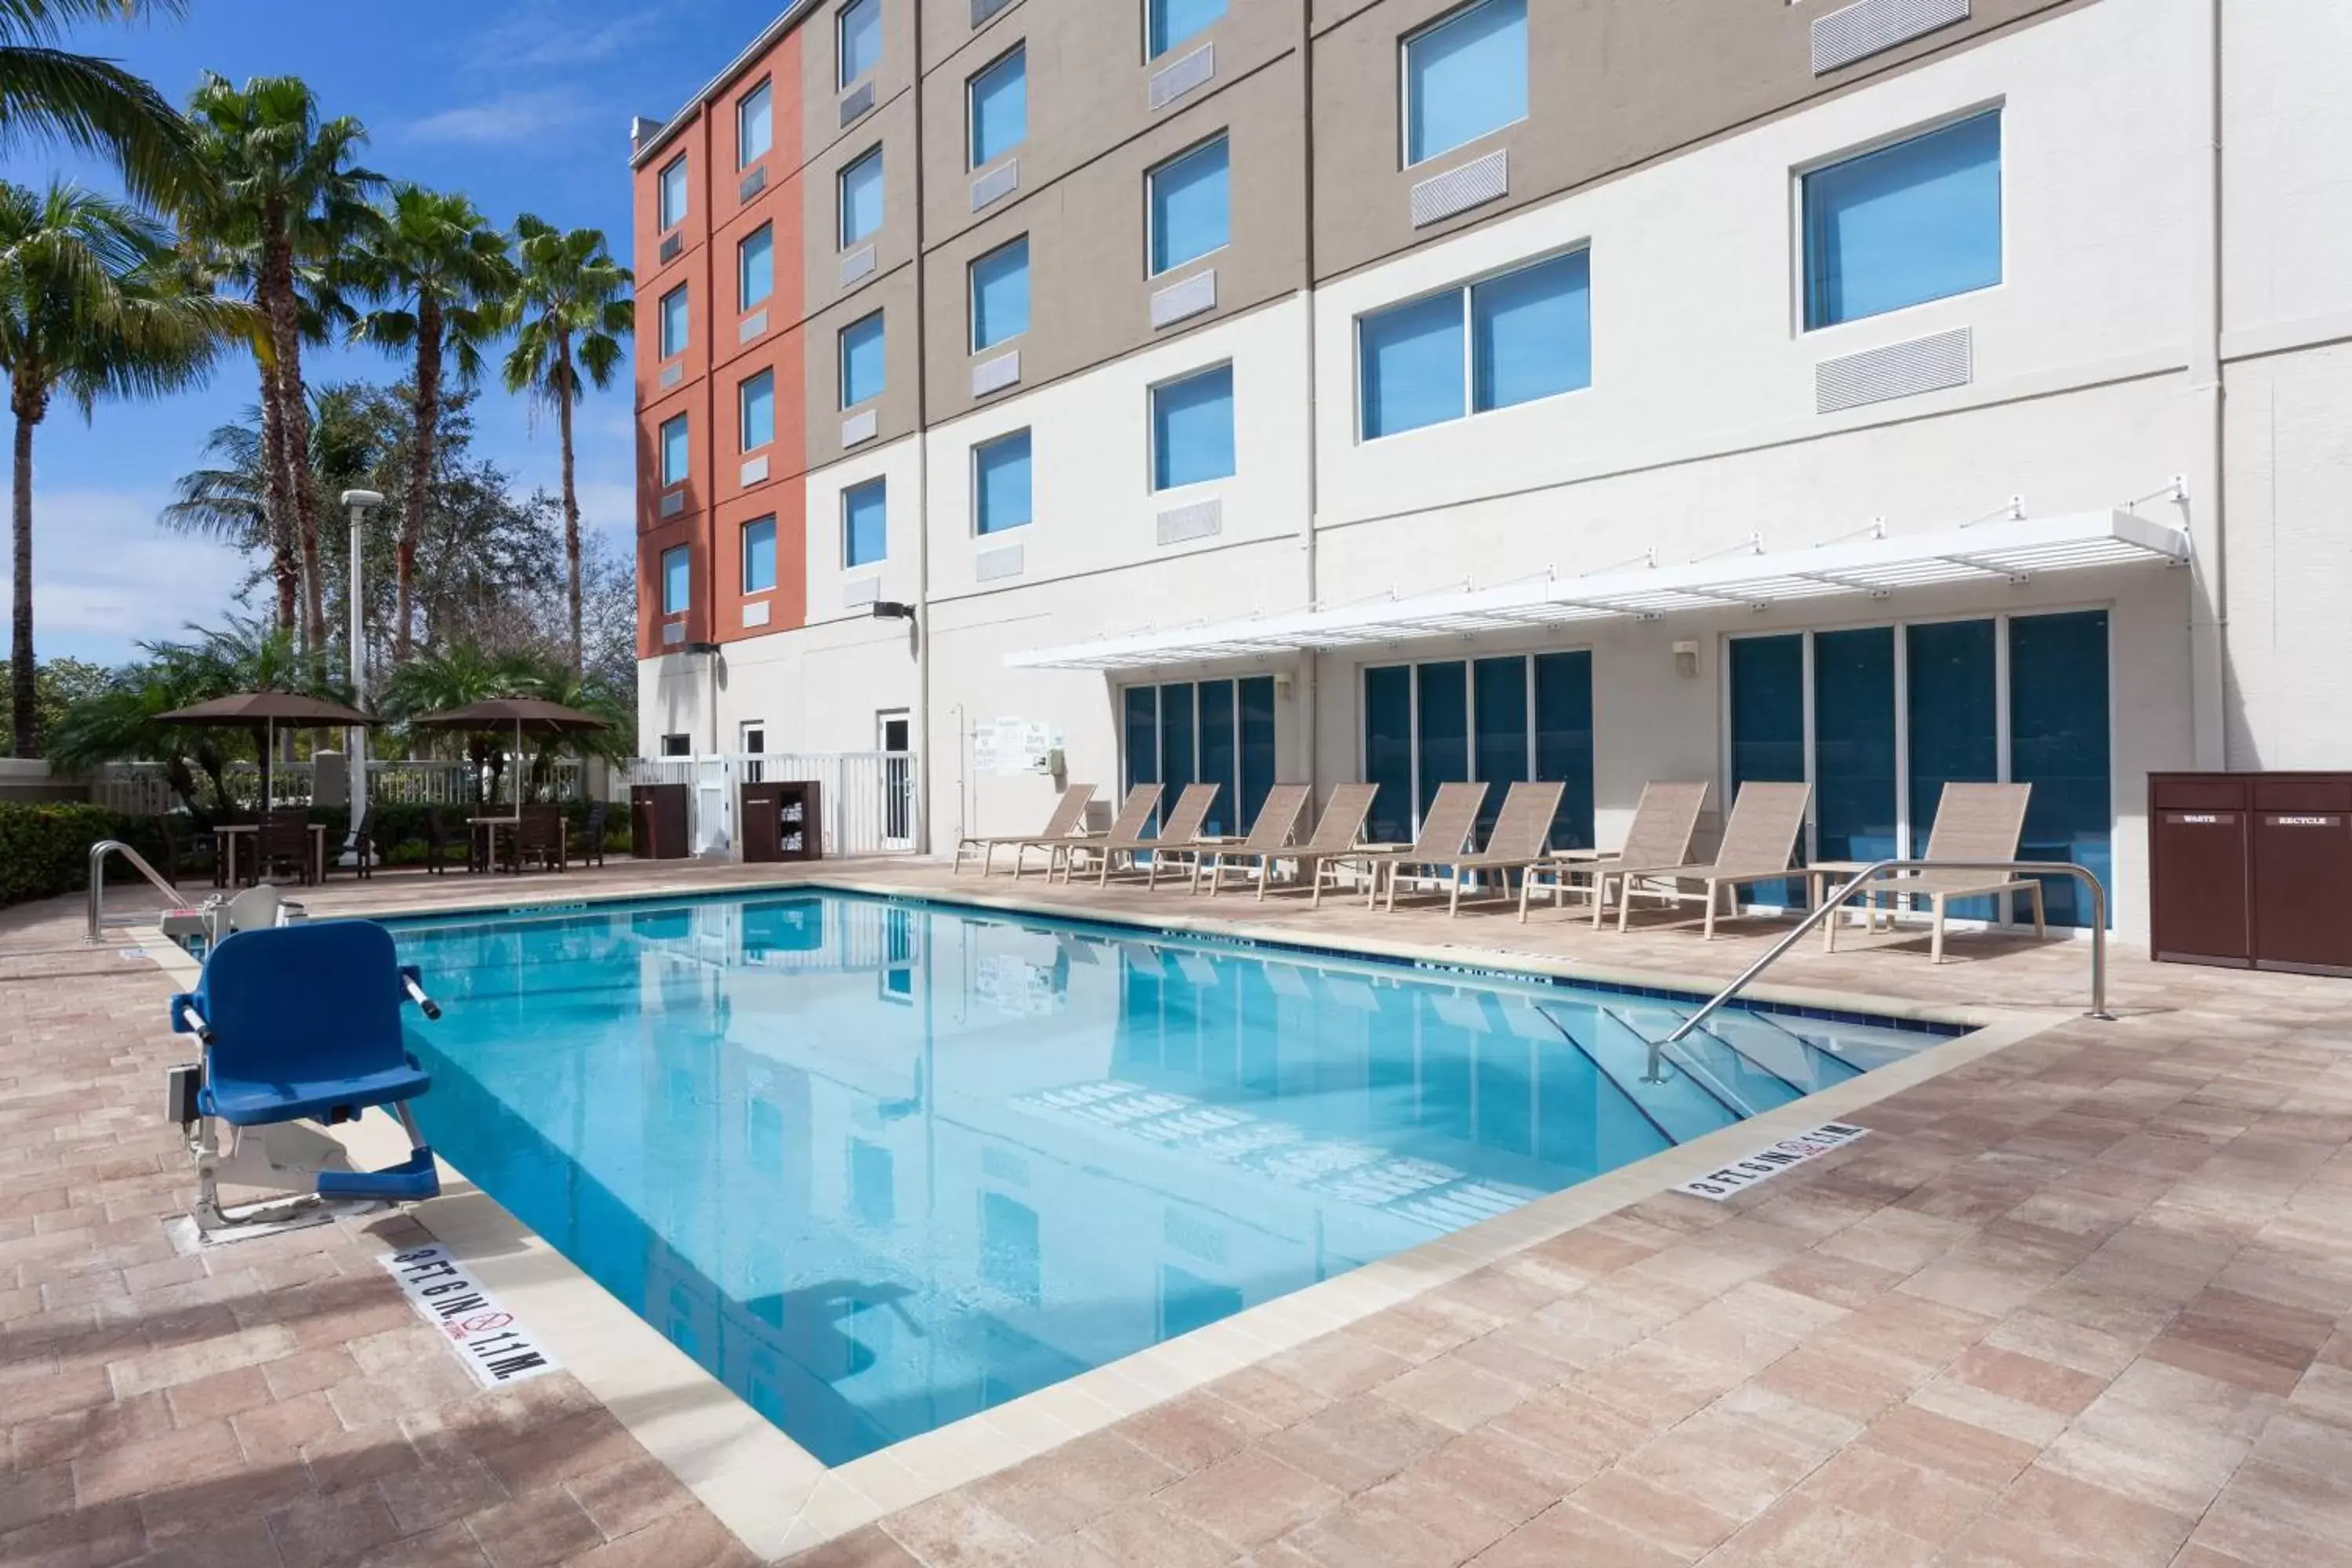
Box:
0;803;167;908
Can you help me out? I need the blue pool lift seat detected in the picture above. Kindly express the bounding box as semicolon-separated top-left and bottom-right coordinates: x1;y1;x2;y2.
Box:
169;920;445;1226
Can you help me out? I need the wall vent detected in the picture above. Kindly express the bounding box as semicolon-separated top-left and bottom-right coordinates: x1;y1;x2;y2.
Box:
739;165;768;203
1811;0;1969;73
742;600;772;628
975;544;1025;582
659;232;682;264
740;455;769;486
1816;326;1973;413
840;244;878;288
971;158;1019;212
971;350;1021;397
661;620;686;645
738;310;768;343
840;408;879;447
1150;268;1217;329
659;361;683;389
1148;43;1214;111
843;575;881;608
659;489;686;519
839;81;875;127
971;0;1013;26
1410;148;1508;228
1156;497;1223;546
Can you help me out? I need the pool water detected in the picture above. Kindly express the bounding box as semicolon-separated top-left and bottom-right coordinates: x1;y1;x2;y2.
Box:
388;891;1951;1465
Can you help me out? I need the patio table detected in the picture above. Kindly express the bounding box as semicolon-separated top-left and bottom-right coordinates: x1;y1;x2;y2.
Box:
470;816;521;875
213;823;328;888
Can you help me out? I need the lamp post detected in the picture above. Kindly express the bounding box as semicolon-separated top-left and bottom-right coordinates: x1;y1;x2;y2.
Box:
340;490;384;862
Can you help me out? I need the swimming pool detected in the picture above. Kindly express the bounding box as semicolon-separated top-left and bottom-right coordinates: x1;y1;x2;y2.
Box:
389;889;1954;1465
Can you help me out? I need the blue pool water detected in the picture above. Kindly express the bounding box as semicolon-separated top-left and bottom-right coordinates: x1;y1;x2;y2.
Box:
387;890;1953;1465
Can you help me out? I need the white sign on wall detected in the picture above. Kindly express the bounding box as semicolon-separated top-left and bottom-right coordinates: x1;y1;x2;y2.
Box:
973;717;1061;776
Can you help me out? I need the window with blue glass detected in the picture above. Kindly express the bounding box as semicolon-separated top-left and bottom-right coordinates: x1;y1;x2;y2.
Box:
1363;665;1414;844
838;147;884;249
658;155;688;229
1906;618;1998;916
843;477;887;568
839;311;885;408
659;285;688;359
1803;109;2002;330
1149;0;1223;58
1813;627;1897;864
737;80;772;168
1729;634;1807;906
739;225;773;310
970;235;1029;349
739;369;775;452
973;428;1031;534
741;516;776;593
1359;249;1588;439
1148;136;1229;276
838;0;880;88
659;414;689;487
2009;610;2110;928
1363;652;1592;848
1121;677;1277;838
1534;650;1595;849
968;45;1025;169
1150;364;1234;491
1403;0;1527;166
660;545;690;615
1200;679;1233;836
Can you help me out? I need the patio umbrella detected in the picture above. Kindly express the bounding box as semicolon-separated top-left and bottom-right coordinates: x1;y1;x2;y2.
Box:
407;698;610;810
156;691;380;812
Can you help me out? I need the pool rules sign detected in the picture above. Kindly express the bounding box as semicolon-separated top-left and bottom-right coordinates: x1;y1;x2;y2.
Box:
1675;1123;1869;1201
379;1244;561;1387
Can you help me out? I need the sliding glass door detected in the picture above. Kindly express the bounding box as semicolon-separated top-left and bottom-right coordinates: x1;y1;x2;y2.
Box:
1122;677;1278;836
1361;652;1595;850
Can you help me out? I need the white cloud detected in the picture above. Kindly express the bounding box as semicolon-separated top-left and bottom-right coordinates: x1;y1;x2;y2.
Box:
0;488;254;662
466;2;673;72
400;89;599;148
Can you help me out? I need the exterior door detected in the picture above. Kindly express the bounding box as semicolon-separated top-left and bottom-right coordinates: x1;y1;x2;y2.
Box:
878;710;913;846
740;721;766;785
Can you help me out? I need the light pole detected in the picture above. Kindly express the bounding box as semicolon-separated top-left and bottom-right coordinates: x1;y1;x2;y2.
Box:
341;490;384;863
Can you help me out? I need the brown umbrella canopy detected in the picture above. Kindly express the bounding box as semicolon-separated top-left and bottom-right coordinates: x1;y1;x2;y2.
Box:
157;692;381;813
406;698;609;736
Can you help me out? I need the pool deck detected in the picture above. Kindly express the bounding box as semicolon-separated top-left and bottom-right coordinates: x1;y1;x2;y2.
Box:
5;855;2350;1566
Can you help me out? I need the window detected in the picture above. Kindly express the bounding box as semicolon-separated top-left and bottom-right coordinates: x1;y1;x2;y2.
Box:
659;285;688;359
838;0;880;88
658;155;688;229
1148;0;1224;59
839;311;885;408
737;81;772;168
1151;364;1234;491
974;429;1032;534
1357;249;1589;439
660;733;691;757
742;517;777;593
968;45;1025;169
844;477;887;568
1361;654;1592;848
1147;136;1229;276
1403;0;1528;166
839;147;884;249
1802;109;2002;330
660;546;691;614
659;414;689;486
1123;677;1275;840
739;369;775;452
969;236;1029;350
739;224;773;310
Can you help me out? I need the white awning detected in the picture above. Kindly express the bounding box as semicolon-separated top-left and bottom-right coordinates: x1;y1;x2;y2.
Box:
1006;510;2190;672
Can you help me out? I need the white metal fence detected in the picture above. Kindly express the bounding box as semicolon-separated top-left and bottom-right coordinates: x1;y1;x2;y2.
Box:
93;758;591;815
626;752;920;858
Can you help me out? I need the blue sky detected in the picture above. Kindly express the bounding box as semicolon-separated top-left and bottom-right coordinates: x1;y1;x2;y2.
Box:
10;0;782;663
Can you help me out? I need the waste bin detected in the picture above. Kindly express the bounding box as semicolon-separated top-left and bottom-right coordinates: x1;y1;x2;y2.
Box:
2249;775;2352;976
631;783;691;861
2149;773;2352;975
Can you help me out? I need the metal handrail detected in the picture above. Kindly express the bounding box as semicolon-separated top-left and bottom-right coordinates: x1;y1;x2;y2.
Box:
1662;858;2111;1052
86;840;186;945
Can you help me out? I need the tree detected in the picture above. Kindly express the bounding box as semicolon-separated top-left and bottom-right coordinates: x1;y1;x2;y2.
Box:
183;73;379;656
0;0;202;210
502;214;630;674
350;185;514;666
0;652;106;747
0;180;251;757
379;639;624;804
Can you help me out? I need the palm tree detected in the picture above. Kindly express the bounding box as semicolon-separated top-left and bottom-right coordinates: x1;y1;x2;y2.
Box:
183;73;379;657
0;180;252;757
351;185;515;666
0;0;202;209
502;214;630;673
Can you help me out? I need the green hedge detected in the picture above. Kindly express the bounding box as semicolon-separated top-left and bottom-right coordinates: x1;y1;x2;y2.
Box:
0;803;169;908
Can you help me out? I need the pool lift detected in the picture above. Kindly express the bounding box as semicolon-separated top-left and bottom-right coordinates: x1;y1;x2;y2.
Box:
165;919;446;1235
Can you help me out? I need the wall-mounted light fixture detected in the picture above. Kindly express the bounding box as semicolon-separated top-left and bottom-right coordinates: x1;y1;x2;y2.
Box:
871;601;918;622
1672;639;1700;679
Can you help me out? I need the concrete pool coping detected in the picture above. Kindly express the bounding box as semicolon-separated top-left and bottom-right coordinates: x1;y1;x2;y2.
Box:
136;875;2078;1559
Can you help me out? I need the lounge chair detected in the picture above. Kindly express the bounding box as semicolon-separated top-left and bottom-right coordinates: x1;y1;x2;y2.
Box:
1149;782;1312;893
951;783;1100;877
1521;781;1711;926
1208;782;1379;904
1062;782;1219;886
1820;782;2042;961
1380;780;1567;916
1608;780;1813;938
1330;782;1489;909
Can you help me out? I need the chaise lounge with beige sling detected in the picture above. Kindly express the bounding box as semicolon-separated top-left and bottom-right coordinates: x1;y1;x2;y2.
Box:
1329;782;1488;909
1207;782;1379;904
1378;780;1566;916
1062;782;1218;886
1520;780;1711;925
1606;779;1813;938
951;783;1098;877
1146;782;1313;893
1813;781;2043;962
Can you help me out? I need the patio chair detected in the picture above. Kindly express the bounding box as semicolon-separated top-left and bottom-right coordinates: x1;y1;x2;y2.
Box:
1521;781;1711;926
571;802;609;869
324;807;376;880
168;919;443;1233
1823;782;2043;961
506;805;567;873
951;784;1100;877
1327;782;1489;909
1380;780;1567;916
422;810;472;876
1152;782;1313;894
1608;780;1813;938
256;812;314;887
1207;783;1379;904
1062;782;1218;886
